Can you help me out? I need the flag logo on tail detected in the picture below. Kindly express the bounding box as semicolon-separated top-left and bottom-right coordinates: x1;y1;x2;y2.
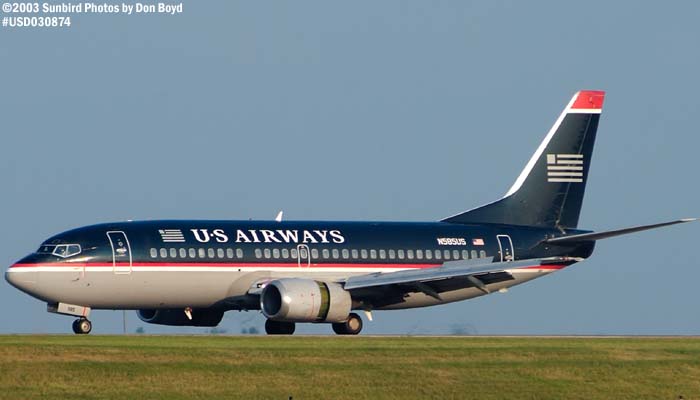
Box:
546;154;583;183
159;229;185;242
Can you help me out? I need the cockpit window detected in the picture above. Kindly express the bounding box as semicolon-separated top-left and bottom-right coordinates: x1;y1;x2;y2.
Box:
36;244;82;258
67;244;81;256
37;245;56;254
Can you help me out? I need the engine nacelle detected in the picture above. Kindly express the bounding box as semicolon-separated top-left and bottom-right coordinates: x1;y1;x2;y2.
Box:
136;308;224;327
260;278;351;323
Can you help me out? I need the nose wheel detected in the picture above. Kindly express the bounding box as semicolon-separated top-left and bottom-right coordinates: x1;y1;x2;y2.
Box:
72;318;92;335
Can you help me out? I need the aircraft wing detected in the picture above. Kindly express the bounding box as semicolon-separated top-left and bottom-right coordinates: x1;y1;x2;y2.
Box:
343;256;579;306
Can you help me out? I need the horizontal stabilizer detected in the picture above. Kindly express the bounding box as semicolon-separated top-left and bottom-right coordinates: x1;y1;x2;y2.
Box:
546;218;697;244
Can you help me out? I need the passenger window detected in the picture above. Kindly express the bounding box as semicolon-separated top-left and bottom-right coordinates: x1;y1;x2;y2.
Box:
351;249;359;259
416;250;423;260
379;249;386;259
198;248;206;258
398;250;405;259
434;250;442;260
291;248;298;258
217;248;225;258
342;249;349;259
361;249;368;259
471;250;478;259
322;249;330;259
407;250;414;260
160;248;168;258
462;250;469;260
480;250;486;258
453;250;460;259
272;249;280;258
332;249;339;259
179;248;187;258
169;248;177;258
425;249;432;260
189;248;196;258
226;249;234;258
370;249;377;259
207;248;215;258
150;248;157;258
236;248;244;258
444;250;451;260
255;249;262;258
311;249;319;259
264;249;271;259
282;248;289;258
388;249;396;259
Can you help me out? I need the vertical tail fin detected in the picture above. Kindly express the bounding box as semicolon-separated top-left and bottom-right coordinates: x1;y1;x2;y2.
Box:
442;90;605;229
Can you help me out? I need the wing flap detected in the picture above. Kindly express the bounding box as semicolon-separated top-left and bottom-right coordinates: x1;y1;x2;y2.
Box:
343;257;576;292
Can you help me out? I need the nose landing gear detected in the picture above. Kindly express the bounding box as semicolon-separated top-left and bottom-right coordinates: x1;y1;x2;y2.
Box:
47;302;93;334
72;318;92;334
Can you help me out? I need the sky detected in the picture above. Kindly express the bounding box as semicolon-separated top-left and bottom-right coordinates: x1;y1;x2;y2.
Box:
1;1;698;335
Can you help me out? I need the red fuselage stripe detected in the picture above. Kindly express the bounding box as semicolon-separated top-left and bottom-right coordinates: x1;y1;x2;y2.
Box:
10;262;438;269
9;262;568;270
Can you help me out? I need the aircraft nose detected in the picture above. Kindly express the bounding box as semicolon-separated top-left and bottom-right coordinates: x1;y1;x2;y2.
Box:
5;264;38;293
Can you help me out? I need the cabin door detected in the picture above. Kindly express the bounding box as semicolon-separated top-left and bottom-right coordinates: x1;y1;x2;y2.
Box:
496;235;514;262
107;231;132;274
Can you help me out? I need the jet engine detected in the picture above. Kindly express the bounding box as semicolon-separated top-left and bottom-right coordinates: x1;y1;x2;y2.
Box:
260;278;352;323
136;308;224;327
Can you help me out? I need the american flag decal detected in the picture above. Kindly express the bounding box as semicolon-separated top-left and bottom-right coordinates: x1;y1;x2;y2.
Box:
472;238;484;246
546;154;583;183
159;229;185;243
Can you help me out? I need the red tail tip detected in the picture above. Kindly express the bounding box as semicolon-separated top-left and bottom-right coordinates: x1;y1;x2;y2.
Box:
571;90;605;110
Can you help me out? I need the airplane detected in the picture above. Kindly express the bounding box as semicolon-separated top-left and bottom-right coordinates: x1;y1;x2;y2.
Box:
5;90;696;335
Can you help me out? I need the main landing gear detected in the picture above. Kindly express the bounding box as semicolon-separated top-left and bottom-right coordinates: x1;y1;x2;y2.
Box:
71;318;92;335
332;313;363;335
265;319;296;335
264;313;364;335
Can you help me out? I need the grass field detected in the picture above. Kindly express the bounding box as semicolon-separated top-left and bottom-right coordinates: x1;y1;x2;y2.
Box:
1;335;699;399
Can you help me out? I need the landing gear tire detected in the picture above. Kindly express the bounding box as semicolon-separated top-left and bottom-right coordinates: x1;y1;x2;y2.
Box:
265;319;295;335
72;318;92;335
332;313;363;335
